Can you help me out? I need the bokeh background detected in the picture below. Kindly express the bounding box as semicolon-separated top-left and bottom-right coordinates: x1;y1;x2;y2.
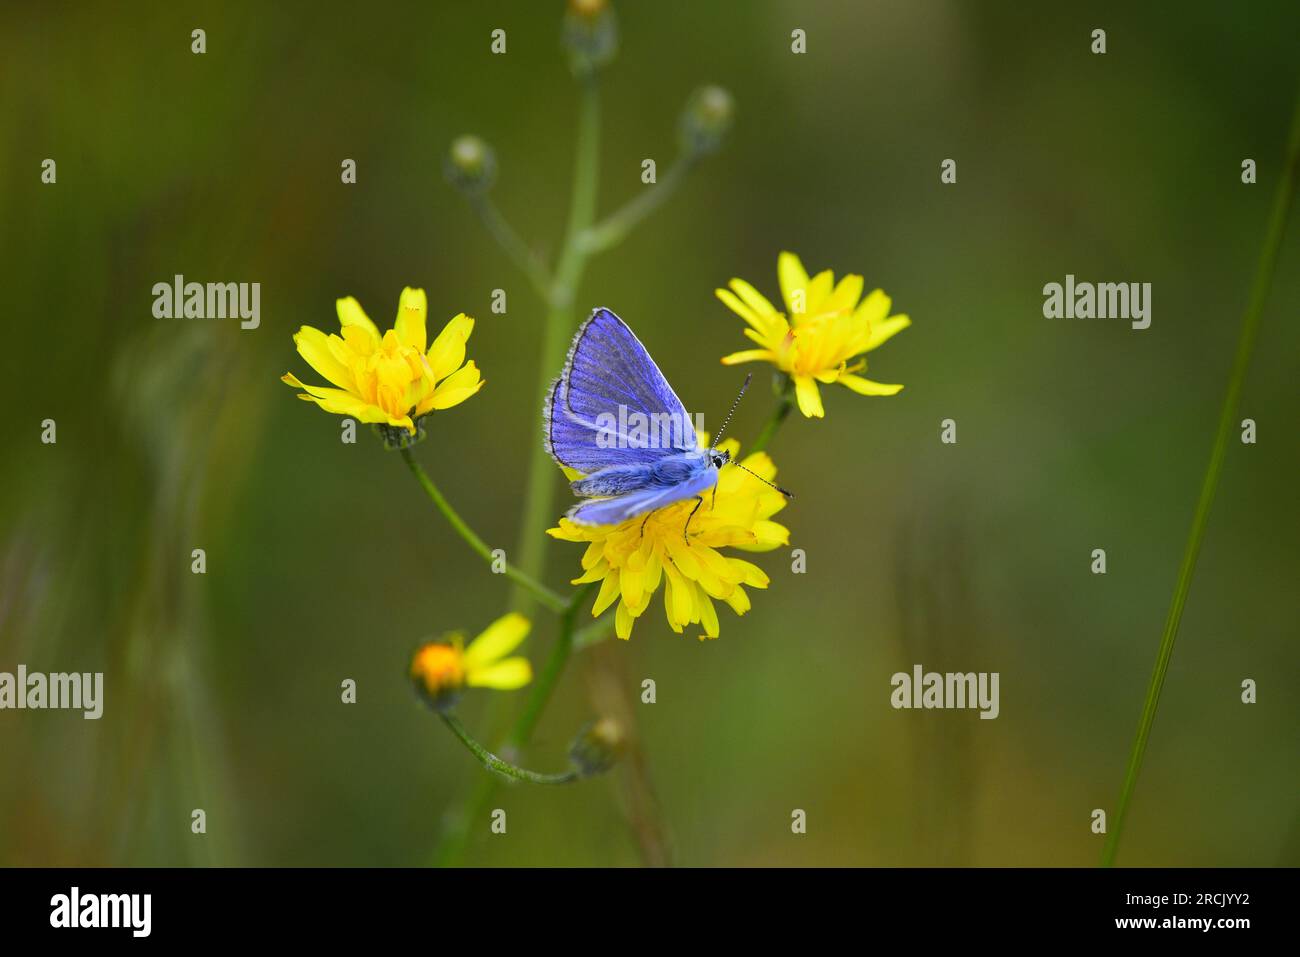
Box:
1;1;1296;867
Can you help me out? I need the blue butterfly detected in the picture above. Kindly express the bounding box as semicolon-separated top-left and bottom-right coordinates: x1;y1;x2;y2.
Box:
544;307;790;533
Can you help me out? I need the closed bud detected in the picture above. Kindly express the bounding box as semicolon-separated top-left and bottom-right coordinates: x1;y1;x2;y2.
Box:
679;85;734;157
568;716;625;777
562;0;618;78
410;640;466;713
445;135;497;195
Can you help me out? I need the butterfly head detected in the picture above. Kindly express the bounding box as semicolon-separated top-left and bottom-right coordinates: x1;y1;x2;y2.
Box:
708;448;731;470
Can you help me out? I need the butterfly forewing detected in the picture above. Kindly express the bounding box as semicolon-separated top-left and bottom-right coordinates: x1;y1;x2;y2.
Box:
562;310;694;437
545;378;649;473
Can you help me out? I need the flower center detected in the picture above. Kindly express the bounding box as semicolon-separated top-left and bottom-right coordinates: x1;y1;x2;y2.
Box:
411;643;465;693
345;330;431;417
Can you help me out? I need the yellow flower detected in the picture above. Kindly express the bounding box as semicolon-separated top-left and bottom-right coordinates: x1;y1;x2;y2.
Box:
282;287;483;434
717;251;910;418
548;438;789;640
410;612;534;711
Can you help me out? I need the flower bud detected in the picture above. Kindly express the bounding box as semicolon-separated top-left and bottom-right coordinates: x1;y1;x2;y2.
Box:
679;85;734;157
562;0;618;78
568;716;625;777
410;640;466;713
445;135;497;195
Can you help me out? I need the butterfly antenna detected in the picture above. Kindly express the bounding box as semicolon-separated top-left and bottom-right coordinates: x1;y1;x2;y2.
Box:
712;373;752;447
732;461;794;499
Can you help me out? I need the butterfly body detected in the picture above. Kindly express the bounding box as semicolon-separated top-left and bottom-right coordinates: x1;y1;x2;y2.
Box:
569;448;731;498
545;308;724;528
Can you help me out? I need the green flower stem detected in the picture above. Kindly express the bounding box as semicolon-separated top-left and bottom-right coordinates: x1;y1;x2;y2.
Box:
468;194;553;300
440;713;578;785
433;80;605;867
400;446;567;614
749;397;793;455
431;585;594;865
509;583;597;746
577;156;697;255
436;67;710;863
1101;87;1300;868
749;374;795;455
510;78;602;613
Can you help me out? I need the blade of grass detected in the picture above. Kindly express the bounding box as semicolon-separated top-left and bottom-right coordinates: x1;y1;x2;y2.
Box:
1102;86;1300;867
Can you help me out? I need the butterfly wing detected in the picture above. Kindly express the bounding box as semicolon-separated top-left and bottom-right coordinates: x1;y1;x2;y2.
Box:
544;308;697;474
544;378;642;474
567;466;718;527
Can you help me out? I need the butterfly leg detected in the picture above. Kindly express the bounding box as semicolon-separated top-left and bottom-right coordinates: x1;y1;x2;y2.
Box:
639;508;658;539
683;496;705;543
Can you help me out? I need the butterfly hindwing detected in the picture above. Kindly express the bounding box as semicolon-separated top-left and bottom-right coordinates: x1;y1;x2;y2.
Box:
567;466;718;527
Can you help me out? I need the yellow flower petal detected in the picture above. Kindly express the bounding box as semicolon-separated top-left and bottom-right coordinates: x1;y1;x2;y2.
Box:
733;451;775;483
643;550;663;596
727;278;781;322
547;522;586;543
463;611;531;670
427;313;475;382
615;601;634;640
425;361;483;411
665;538;702;579
571;562;607;585
293;326;354;390
340;324;376;356
777;251;809;315
853;288;891;327
592;571;622;617
466;657;532;689
281;373;391;423
793;375;825;418
865;313;911;351
664;562;694;626
746;520;790;550
394;287;428;353
698;592;720;638
620;564;646;611
827;273;864;313
336;296;380;344
723;585;751;615
661;577;683;634
839;373;903;396
720;349;774;366
806;270;835;310
728;559;770;588
716;287;777;339
580;540;604;571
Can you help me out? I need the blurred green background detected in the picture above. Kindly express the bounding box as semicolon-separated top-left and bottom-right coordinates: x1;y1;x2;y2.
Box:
1;1;1297;867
